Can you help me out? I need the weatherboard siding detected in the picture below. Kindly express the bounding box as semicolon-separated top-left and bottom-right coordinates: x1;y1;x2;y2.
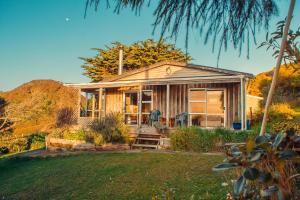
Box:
117;65;223;81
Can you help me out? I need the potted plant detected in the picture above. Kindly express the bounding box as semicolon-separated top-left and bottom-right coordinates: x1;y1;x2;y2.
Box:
232;118;241;130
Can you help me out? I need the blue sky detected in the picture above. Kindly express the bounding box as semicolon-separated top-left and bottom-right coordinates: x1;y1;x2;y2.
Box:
0;0;299;91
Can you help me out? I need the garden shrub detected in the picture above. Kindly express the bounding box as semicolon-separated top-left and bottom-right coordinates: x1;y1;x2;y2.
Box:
9;138;28;152
56;107;75;127
0;146;9;154
213;131;300;199
171;127;257;152
63;129;86;141
90;113;129;143
27;132;47;150
271;119;300;134
269;103;296;120
170;126;202;151
85;131;104;146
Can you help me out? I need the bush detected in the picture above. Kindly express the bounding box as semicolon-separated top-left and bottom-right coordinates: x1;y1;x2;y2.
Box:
90;113;129;143
171;127;256;152
0;146;9;154
9;138;29;152
56;107;75;127
85;131;104;146
63;129;86;141
269;103;296;120
271;119;300;134
213;131;300;199
27;132;47;150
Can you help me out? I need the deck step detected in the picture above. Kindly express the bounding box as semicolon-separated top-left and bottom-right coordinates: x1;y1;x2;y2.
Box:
132;144;158;149
138;134;161;138
136;137;160;141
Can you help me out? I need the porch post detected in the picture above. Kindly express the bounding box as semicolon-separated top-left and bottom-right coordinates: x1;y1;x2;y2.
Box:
92;93;95;119
166;84;170;127
139;85;142;127
85;92;88;117
240;76;245;130
99;88;102;119
244;79;248;130
77;88;81;120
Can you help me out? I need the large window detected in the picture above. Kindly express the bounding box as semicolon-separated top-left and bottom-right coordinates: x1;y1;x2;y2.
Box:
189;89;225;127
80;90;102;118
124;92;138;125
141;90;153;124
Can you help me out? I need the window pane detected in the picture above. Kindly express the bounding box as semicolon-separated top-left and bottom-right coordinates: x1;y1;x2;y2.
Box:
190;90;206;101
125;93;138;113
191;115;206;127
125;114;138;125
207;91;224;114
190;102;205;113
142;103;151;113
207;115;224;127
142;91;152;101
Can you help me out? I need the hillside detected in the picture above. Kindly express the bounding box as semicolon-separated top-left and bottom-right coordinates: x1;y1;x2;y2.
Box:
0;80;78;135
247;63;300;111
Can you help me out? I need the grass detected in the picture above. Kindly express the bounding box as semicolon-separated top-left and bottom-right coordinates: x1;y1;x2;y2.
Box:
0;152;232;200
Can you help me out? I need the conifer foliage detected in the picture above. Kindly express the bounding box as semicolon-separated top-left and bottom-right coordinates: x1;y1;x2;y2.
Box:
80;39;191;82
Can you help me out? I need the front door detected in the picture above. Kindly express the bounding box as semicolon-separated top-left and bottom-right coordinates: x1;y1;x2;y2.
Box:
189;89;225;128
124;92;139;125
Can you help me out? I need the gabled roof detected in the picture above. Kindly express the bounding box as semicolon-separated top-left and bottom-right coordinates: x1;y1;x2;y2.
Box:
102;60;253;82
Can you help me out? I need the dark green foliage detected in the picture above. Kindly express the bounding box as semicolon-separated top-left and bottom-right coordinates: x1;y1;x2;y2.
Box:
213;131;300;199
27;132;47;150
27;132;46;145
80;39;191;81
90;113;129;143
56;107;75;127
258;20;300;64
0;146;9;154
170;127;257;152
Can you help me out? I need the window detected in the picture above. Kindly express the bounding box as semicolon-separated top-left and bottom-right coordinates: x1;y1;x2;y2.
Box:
124;92;138;125
189;89;225;127
141;90;153;124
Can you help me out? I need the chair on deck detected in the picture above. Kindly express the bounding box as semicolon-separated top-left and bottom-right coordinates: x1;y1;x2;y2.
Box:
148;109;161;126
175;112;188;127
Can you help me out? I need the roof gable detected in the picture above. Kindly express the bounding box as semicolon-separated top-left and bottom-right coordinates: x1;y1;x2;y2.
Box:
103;61;253;82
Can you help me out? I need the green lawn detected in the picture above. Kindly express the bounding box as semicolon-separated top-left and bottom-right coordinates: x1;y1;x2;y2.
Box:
0;152;232;200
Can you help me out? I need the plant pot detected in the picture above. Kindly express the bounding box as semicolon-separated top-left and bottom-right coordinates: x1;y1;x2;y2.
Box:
233;122;241;130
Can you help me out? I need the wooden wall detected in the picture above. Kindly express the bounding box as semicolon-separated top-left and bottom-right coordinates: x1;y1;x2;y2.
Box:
103;82;241;128
105;88;123;113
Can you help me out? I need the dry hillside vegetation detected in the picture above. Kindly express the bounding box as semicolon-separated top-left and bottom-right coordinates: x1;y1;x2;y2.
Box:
0;80;78;135
247;63;300;111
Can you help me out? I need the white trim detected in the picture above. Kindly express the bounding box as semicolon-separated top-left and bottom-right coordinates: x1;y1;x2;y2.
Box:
123;91;139;126
240;77;245;130
64;75;245;88
246;94;264;100
166;84;170;127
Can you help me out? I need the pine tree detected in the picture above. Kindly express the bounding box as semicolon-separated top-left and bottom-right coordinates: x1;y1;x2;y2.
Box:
80;39;191;82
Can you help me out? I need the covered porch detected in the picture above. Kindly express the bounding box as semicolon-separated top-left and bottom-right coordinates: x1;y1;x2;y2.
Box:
68;75;248;132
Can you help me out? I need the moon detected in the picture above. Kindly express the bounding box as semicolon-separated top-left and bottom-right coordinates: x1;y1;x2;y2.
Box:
65;17;70;22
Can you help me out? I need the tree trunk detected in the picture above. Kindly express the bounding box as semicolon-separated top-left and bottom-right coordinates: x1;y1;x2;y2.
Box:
260;0;296;136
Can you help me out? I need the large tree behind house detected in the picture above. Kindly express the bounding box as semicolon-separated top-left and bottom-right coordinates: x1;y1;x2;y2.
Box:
80;39;191;82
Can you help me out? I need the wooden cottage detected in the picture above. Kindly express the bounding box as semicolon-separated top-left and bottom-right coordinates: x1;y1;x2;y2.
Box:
66;61;254;134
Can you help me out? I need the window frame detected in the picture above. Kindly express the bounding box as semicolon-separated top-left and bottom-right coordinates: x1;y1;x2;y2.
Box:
188;88;226;128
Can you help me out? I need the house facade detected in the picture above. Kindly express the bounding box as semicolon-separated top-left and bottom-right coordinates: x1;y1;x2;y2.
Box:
65;61;254;133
